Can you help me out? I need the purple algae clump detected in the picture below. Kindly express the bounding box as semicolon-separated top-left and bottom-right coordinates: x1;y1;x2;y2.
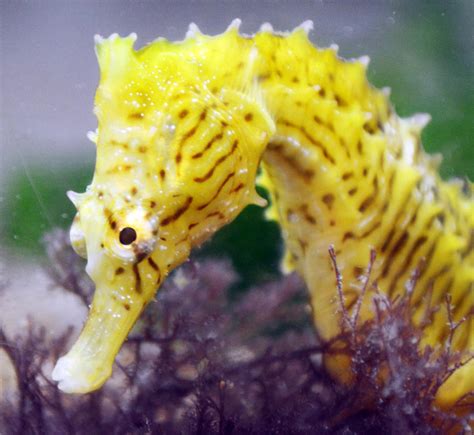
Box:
0;229;471;434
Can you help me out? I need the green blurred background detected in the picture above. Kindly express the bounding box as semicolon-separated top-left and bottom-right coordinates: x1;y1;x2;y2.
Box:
1;1;472;288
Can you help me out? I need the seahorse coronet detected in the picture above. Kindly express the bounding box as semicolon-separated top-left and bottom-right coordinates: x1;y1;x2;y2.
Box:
51;22;473;410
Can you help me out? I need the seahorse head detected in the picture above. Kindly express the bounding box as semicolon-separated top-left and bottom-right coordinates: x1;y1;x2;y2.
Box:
52;31;273;393
53;153;167;393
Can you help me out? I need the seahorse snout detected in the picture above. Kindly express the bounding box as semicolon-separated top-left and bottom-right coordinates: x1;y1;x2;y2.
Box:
52;281;147;393
52;353;112;394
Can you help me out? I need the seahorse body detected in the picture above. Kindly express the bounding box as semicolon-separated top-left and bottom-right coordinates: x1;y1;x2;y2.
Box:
52;21;473;408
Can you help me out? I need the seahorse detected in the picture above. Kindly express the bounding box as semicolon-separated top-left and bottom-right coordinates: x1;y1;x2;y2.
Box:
51;21;473;409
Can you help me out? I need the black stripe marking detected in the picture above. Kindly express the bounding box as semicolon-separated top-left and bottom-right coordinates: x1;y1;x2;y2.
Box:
148;256;159;271
196;172;235;211
133;263;142;294
279;119;336;164
192;132;224;159
342;172;354;180
385;207;442;298
267;141;315;183
231;183;244;193
160;196;193;226
206;211;225;219
175;119;201;163
422;265;452;306
461;229;474;259
380;192;413;253
451;282;473;318
380;231;409;279
358;178;379;212
300;204;317;225
194;140;238;183
345;295;359;312
322;193;335;210
388;235;428;299
357;220;382;239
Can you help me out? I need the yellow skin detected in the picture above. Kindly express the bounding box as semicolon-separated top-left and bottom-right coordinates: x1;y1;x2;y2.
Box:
52;21;473;408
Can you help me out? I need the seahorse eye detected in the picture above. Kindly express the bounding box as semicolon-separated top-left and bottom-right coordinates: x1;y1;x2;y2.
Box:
119;227;137;245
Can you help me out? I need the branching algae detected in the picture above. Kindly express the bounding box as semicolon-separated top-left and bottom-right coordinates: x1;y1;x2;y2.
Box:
52;21;473;409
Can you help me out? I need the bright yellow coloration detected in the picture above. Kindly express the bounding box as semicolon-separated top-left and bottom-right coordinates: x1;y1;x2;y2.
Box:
52;21;473;408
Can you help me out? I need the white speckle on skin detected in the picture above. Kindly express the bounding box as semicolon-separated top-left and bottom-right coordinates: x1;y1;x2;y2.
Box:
186;23;202;40
67;190;84;208
226;18;242;33
410;113;431;130
295;20;314;35
259;22;274;33
357;55;371;68
87;129;98;144
94;34;104;45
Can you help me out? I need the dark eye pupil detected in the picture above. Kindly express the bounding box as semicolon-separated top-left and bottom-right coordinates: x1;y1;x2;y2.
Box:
119;227;137;245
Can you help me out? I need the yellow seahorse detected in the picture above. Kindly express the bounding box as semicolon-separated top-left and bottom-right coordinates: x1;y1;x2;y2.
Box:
52;21;473;409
